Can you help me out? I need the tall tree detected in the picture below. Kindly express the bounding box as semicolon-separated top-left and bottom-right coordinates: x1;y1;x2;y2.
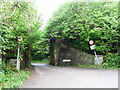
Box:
1;0;42;69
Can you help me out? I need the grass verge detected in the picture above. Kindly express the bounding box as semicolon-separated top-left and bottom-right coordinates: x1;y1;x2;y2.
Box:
76;64;119;69
31;60;49;64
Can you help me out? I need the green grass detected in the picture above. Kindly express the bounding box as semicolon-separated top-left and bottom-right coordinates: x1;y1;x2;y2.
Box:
0;70;30;89
31;60;49;64
76;64;119;69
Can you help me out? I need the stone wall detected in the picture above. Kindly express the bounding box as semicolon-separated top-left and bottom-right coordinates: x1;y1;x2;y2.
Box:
58;44;94;66
49;38;94;66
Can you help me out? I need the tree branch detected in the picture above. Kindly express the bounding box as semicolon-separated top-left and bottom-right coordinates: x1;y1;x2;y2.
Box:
2;2;19;23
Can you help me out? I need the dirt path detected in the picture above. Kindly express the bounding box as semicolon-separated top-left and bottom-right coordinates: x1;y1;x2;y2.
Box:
22;63;118;88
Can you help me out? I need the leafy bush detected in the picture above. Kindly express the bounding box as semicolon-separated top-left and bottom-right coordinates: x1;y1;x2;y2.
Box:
2;61;12;74
0;61;30;89
103;53;120;68
0;70;30;89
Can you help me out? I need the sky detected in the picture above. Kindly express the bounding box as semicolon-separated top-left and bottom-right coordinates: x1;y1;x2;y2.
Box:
34;0;73;28
33;0;119;29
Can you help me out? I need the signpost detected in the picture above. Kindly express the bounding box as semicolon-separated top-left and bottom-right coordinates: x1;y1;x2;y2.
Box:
89;40;94;45
16;36;23;70
90;45;95;50
89;40;100;65
18;36;24;42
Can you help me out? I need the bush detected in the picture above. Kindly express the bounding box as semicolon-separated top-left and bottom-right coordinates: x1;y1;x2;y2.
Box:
2;61;12;74
0;70;30;89
0;61;30;89
103;53;120;68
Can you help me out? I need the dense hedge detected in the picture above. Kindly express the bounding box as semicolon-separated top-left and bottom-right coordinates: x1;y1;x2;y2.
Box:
46;2;119;55
103;53;120;68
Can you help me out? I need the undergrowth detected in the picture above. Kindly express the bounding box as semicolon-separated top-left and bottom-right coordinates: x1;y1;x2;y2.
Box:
0;62;30;89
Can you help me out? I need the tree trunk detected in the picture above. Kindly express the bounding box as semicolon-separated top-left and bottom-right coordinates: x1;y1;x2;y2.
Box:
21;45;31;69
49;38;61;66
49;38;55;65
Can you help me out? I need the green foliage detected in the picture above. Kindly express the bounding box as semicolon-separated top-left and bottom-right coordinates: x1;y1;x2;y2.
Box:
31;31;49;61
0;70;30;89
103;53;120;69
2;61;12;73
1;1;41;53
1;1;43;66
45;2;120;68
46;2;119;54
0;60;30;89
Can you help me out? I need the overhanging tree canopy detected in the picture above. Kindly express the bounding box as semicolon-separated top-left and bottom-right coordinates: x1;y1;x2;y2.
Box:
1;0;42;68
46;2;119;54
